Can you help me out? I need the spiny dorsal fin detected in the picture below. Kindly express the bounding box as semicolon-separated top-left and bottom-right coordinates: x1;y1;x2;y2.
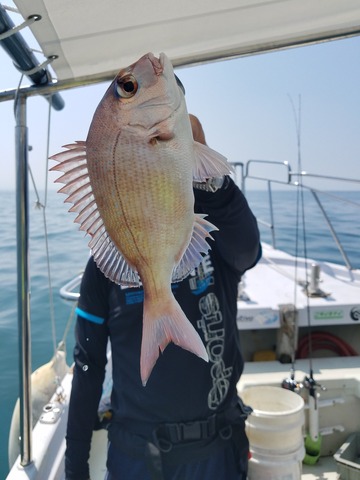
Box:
50;143;140;286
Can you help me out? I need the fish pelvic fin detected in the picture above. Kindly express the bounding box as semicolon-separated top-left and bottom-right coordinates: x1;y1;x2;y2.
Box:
192;141;234;182
172;214;217;282
50;142;140;286
141;296;208;386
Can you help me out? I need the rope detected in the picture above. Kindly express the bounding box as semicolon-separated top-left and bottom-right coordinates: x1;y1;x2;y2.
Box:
27;94;59;356
13;73;24;116
0;14;41;41
32;96;77;360
24;87;74;361
13;55;57;76
61;301;77;346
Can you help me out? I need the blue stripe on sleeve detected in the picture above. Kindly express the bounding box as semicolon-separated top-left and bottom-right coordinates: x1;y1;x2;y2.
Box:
76;307;105;325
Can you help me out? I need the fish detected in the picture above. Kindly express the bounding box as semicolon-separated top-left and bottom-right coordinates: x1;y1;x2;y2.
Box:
50;52;233;385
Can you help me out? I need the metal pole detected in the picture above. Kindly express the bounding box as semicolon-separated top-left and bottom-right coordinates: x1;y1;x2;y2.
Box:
15;94;32;466
267;180;276;249
311;190;353;270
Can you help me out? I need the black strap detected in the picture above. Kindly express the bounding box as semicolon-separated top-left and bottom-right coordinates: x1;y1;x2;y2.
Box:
109;398;252;480
153;398;251;452
156;414;217;446
145;441;165;480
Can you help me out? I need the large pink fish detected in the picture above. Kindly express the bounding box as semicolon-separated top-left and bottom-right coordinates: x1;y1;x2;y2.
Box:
51;52;233;385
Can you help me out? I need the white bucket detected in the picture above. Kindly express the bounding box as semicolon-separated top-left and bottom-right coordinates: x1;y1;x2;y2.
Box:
248;448;304;480
241;386;305;480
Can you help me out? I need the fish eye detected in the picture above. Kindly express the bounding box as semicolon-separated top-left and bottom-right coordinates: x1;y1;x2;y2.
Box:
115;75;138;99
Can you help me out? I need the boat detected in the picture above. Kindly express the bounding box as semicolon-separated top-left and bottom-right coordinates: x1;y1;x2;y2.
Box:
1;1;360;478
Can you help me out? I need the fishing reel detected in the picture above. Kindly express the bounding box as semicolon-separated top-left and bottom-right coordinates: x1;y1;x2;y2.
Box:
303;374;327;397
281;375;303;393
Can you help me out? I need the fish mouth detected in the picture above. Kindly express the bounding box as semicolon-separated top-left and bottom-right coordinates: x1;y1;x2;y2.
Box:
159;53;185;95
159;52;166;69
146;52;163;76
158;52;173;78
132;52;183;139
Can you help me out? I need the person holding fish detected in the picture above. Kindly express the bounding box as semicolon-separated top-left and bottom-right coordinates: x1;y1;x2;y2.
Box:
54;53;261;480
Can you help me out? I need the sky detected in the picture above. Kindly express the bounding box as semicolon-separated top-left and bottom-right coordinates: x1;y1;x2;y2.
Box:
0;18;360;192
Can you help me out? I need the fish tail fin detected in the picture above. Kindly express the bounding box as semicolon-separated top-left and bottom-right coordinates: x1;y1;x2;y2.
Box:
141;296;208;386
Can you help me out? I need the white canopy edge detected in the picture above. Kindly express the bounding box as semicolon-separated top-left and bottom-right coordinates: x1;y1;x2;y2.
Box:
13;0;360;82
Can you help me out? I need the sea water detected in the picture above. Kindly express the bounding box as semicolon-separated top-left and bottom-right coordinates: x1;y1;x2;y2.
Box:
0;188;359;477
0;189;89;476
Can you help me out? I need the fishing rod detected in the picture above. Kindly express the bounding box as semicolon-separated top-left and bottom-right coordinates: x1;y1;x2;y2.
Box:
280;95;323;464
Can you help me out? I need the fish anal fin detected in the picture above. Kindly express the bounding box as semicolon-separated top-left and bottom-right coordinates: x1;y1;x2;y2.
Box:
193;141;234;182
172;214;217;283
141;296;208;386
89;226;140;286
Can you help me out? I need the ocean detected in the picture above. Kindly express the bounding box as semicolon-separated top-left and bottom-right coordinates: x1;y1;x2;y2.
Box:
1;188;359;478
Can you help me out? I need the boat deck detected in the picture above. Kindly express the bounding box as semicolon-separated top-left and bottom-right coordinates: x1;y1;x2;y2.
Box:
237;243;360;331
302;457;339;479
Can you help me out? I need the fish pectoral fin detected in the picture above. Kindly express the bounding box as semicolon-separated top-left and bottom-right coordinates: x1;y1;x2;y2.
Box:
172;214;217;283
192;141;234;182
141;296;208;386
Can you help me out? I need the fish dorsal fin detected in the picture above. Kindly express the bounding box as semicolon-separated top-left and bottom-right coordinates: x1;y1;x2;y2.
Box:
172;214;217;282
50;143;140;286
193;141;234;182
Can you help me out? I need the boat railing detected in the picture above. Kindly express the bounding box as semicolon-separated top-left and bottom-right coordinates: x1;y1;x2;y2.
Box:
59;273;82;301
232;159;360;271
233;160;292;250
59;159;359;302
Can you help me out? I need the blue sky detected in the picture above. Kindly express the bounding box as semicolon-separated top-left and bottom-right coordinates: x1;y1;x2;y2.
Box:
0;33;360;191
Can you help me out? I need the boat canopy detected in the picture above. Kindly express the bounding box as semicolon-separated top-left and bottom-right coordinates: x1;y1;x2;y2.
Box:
13;0;360;82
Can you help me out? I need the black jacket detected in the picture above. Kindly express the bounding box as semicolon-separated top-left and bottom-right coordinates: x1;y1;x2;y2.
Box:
65;178;261;480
